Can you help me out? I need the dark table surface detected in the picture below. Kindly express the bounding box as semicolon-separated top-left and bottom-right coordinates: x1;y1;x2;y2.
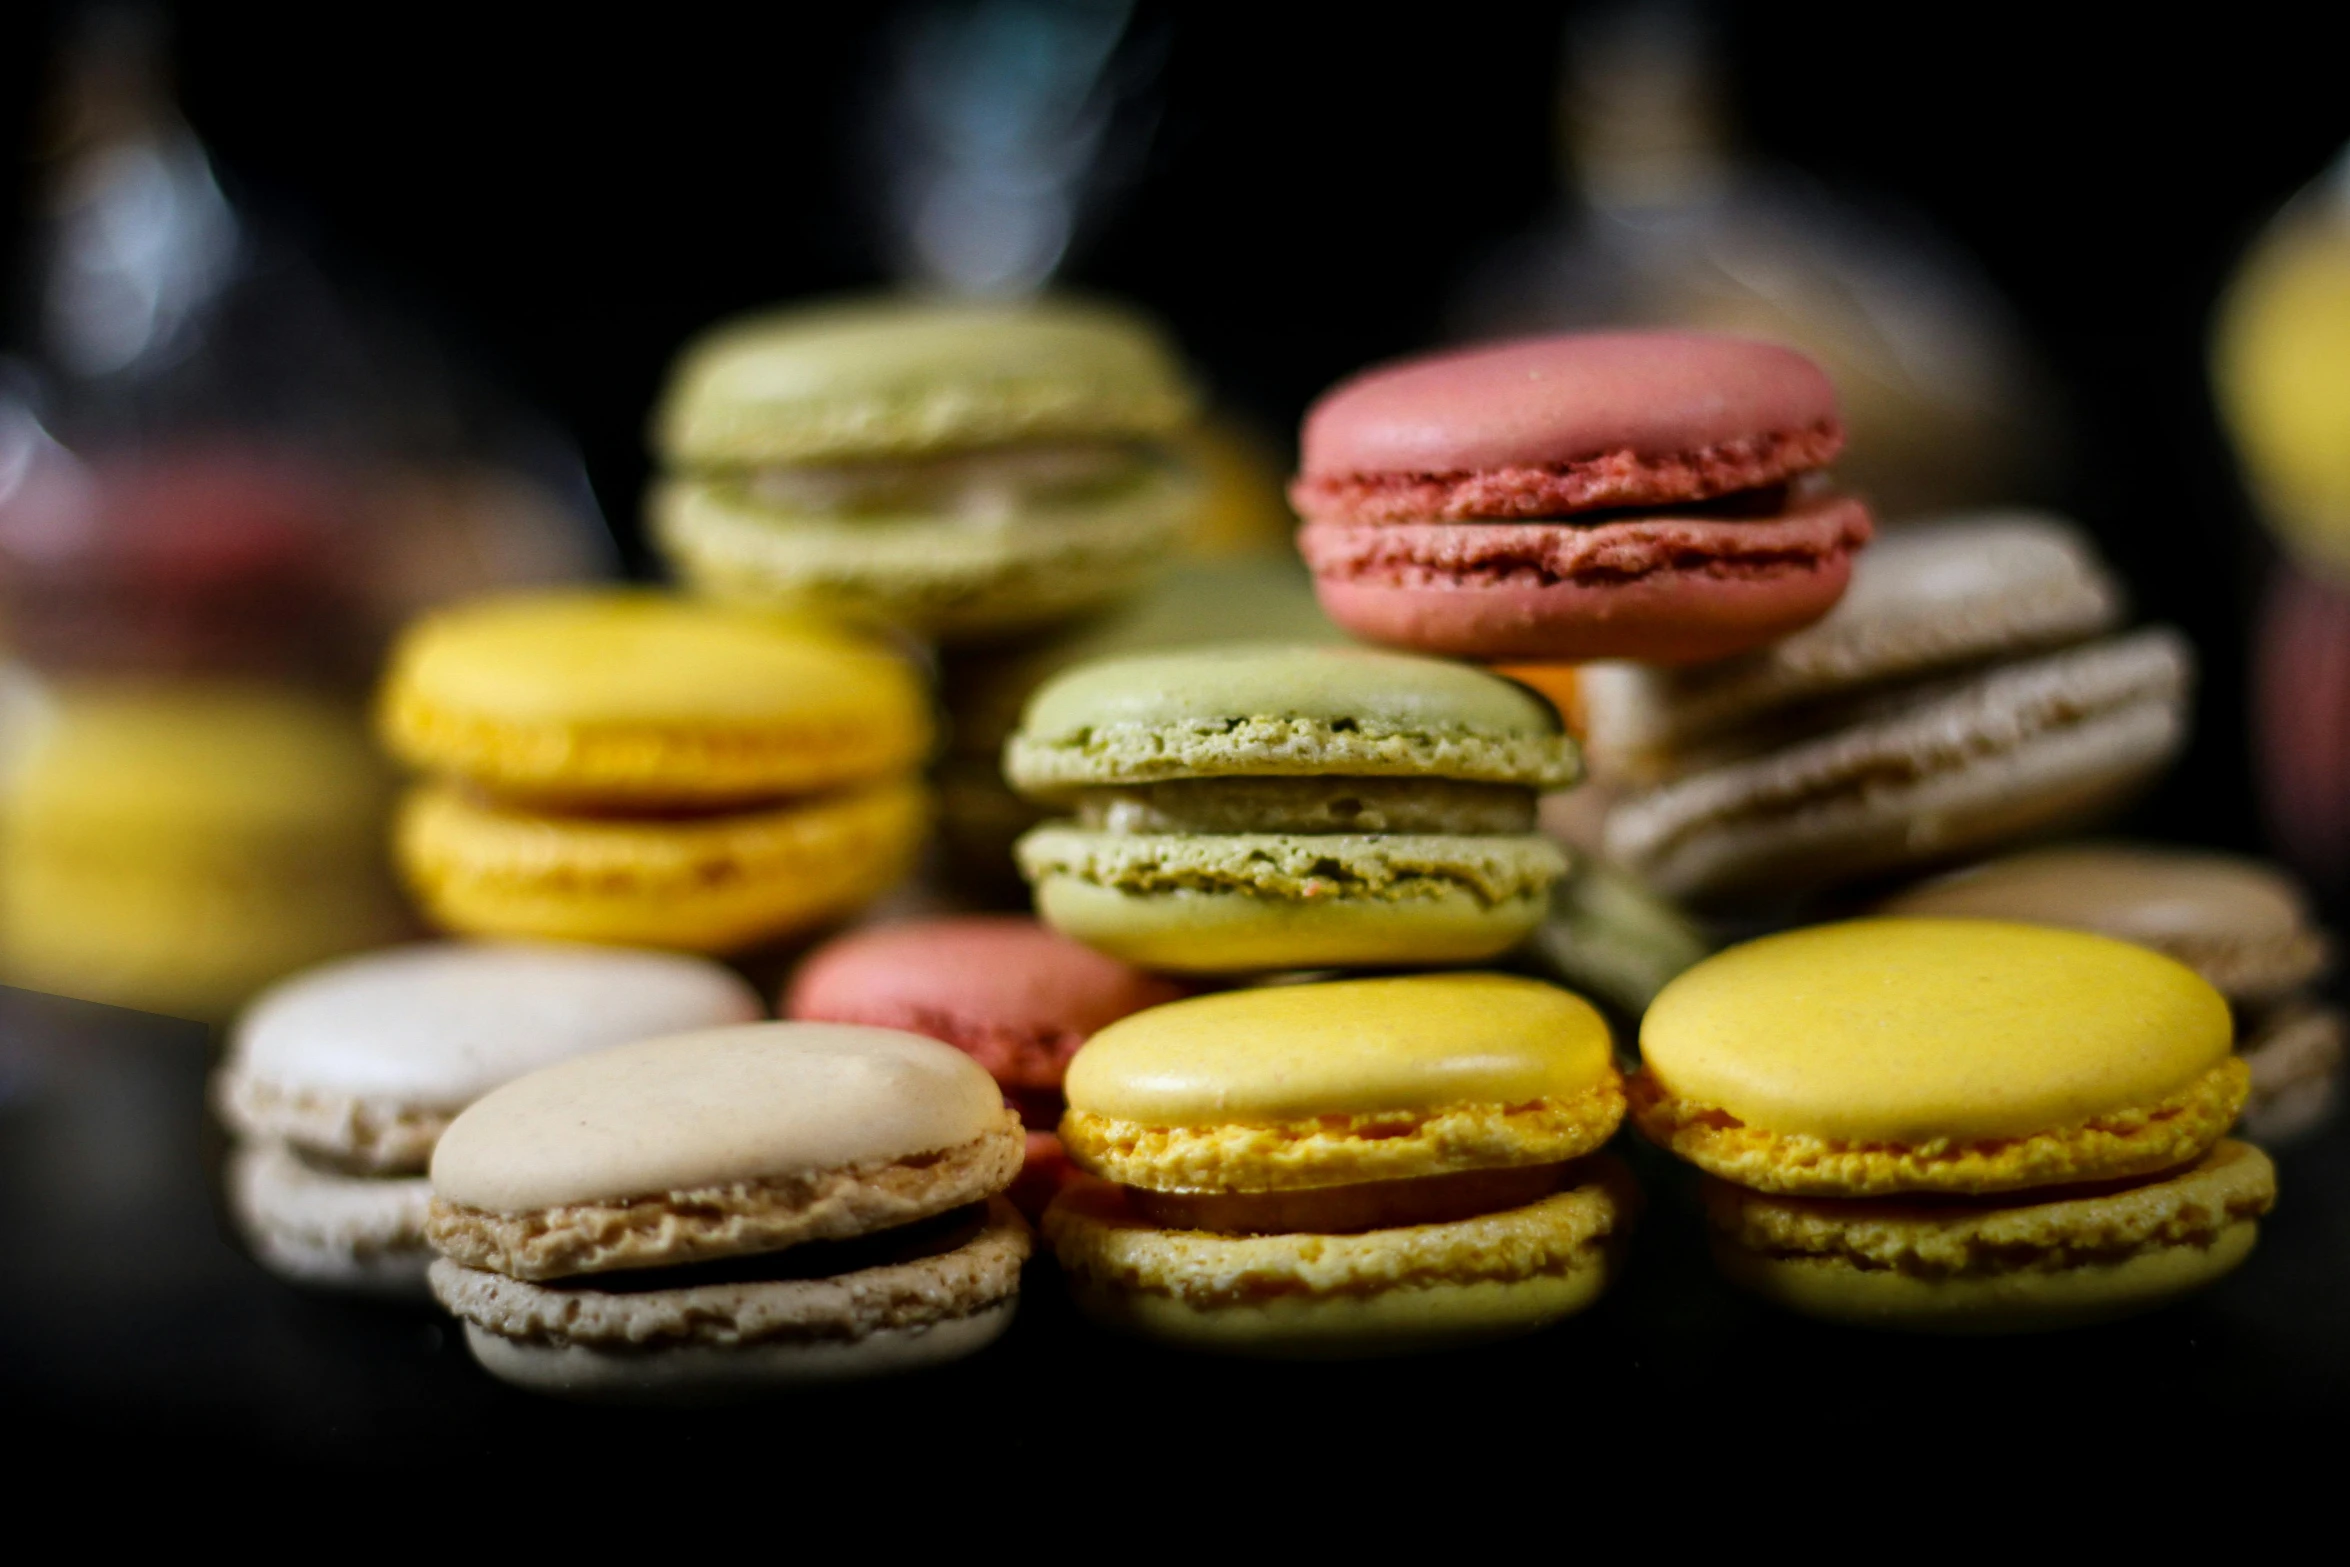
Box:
6;979;2345;1463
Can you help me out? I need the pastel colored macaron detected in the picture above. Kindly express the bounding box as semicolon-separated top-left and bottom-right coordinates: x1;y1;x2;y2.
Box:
214;941;761;1293
1290;331;1873;662
650;296;1200;638
786;916;1188;1212
427;1023;1030;1400
1006;644;1579;972
1044;974;1636;1357
378;590;931;952
1880;844;2341;1143
1634;918;2272;1332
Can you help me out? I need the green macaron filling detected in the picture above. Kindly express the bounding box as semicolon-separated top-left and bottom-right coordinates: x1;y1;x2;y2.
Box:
737;441;1163;520
1072;776;1538;836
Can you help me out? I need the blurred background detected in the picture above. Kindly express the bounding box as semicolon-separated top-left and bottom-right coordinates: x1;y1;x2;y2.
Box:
1;0;2348;1012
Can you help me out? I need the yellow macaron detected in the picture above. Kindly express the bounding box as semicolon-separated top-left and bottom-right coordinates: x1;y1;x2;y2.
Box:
1631;918;2246;1196
379;589;929;808
1633;917;2273;1333
377;589;931;952
1044;973;1636;1357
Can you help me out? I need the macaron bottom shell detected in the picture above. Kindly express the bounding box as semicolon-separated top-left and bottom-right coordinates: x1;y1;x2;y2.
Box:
457;1300;1019;1403
1031;875;1551;973
396;779;925;953
1308;537;1857;664
227;1142;433;1297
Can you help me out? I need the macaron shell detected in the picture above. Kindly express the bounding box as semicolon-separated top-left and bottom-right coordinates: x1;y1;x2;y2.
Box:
430;1023;1008;1213
1296;331;1840;490
1031;875;1552;972
1064;974;1612;1125
1640;919;2233;1145
226;1141;432;1297
1307;519;1861;663
655;296;1198;465
379;590;929;805
395;778;925;954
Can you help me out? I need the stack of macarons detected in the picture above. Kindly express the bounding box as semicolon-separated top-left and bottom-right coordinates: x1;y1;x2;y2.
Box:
1634;919;2276;1332
786;914;1185;1211
1288;331;1873;663
1580;513;2192;907
214;941;760;1293
1003;643;1581;972
1881;845;2343;1145
649;296;1201;641
379;589;930;953
1043;975;1638;1356
424;1022;1031;1400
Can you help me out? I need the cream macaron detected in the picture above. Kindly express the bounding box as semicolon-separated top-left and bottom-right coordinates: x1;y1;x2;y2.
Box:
425;1023;1029;1400
215;941;761;1294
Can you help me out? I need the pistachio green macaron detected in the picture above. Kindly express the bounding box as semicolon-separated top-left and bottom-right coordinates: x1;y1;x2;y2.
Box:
1005;644;1580;972
650;295;1202;640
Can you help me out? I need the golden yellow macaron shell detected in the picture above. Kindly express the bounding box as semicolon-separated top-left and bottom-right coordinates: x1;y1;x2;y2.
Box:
1061;974;1624;1192
1633;918;2243;1195
379;590;930;807
1704;1139;2275;1334
1043;1159;1636;1358
396;777;925;953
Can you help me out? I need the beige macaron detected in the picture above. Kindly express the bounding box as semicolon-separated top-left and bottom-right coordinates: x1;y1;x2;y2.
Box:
214;941;762;1295
425;1022;1029;1401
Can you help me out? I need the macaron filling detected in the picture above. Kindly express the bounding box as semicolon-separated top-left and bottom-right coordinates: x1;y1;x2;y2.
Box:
1129;1162;1573;1235
740;442;1161;518
1071;777;1538;836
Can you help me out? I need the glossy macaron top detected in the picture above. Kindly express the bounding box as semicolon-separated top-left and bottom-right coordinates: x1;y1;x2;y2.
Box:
1004;642;1578;792
1065;974;1612;1127
379;590;930;800
785;916;1185;1081
655;295;1199;466
1877;845;2328;1000
1641;919;2233;1144
431;1023;1007;1214
1296;331;1840;484
229;941;762;1110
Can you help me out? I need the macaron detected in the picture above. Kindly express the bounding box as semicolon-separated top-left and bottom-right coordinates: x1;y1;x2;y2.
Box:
1602;627;2192;907
1879;844;2342;1143
0;679;406;1021
1043;974;1636;1357
785;916;1188;1210
1634;918;2273;1332
378;590;930;952
426;1023;1030;1399
650;296;1200;639
1005;644;1579;971
215;941;761;1293
1290;331;1873;662
1579;512;2125;785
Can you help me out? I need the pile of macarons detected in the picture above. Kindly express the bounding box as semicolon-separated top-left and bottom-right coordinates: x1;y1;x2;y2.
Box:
208;305;2319;1399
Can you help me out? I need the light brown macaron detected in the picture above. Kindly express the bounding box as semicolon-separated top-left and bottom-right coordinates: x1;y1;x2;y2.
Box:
425;1022;1029;1401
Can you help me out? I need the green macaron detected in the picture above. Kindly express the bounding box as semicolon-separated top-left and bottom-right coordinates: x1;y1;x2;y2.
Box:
1004;644;1580;972
650;295;1202;639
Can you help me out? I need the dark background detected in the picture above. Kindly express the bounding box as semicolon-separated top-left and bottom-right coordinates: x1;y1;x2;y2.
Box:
3;0;2345;859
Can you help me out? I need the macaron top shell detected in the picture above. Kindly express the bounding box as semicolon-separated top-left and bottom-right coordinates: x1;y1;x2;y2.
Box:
432;1023;1008;1214
1877;846;2327;999
230;941;762;1109
1641;919;2232;1144
1065;973;1612;1127
1005;642;1578;792
656;295;1199;465
1296;331;1840;490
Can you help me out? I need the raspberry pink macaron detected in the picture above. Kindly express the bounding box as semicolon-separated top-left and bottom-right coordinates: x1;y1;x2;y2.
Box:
785;916;1186;1212
1291;332;1873;663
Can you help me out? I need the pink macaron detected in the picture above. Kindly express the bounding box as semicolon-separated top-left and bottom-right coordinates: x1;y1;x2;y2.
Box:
784;915;1186;1106
1291;331;1873;663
